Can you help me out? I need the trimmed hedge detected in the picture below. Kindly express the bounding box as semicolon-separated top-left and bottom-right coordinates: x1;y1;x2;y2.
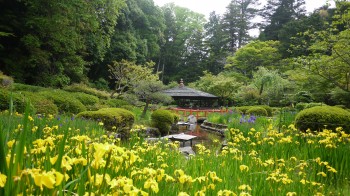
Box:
105;98;130;108
151;110;174;136
76;108;135;138
256;105;273;116
73;92;99;106
22;92;58;115
246;106;268;116
39;90;86;114
63;83;110;99
295;106;350;133
12;83;47;92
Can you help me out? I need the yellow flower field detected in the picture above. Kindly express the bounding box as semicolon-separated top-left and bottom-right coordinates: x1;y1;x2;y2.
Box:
0;112;349;195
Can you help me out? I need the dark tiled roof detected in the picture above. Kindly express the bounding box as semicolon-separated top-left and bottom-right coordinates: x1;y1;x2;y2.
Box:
163;86;217;98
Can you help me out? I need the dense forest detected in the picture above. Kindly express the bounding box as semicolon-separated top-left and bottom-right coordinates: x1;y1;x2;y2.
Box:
1;0;350;107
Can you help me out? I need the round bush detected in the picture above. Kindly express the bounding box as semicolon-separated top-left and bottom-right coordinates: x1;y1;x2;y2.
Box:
76;108;135;138
39;90;86;114
256;105;273;116
295;106;350;133
151;110;174;136
305;102;327;109
246;106;268;116
73;92;99;106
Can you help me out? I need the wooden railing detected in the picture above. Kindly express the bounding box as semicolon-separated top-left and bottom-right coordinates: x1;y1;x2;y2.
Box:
169;108;229;119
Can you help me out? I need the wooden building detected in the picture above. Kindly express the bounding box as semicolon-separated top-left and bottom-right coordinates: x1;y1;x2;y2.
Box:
163;79;218;108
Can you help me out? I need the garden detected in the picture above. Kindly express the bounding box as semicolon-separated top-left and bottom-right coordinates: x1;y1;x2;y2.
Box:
1;84;350;195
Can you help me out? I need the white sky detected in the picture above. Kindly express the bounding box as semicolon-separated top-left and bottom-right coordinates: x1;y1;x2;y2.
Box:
153;0;335;18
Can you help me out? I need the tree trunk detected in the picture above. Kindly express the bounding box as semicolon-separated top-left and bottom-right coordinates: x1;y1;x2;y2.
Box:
141;100;149;119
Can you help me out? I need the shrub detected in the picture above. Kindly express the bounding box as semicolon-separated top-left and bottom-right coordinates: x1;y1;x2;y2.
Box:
0;72;14;88
235;106;253;114
305;102;327;109
0;90;33;113
151;110;174;136
105;98;130;108
294;91;313;103
246;106;268;116
12;83;47;92
295;102;308;111
120;105;134;111
295;106;350;133
72;92;99;106
256;105;273;116
39;90;86;114
63;83;110;99
76;108;135;138
22;92;58;115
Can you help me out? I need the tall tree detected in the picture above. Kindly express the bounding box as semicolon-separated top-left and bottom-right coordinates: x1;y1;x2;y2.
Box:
223;0;259;54
204;12;229;74
160;3;207;83
260;0;306;41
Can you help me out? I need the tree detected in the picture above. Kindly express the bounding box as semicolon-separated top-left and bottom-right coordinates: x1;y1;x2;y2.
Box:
260;0;306;41
225;40;281;78
223;0;259;53
108;60;159;98
252;67;288;104
293;1;350;94
160;3;207;83
132;80;173;118
190;71;242;106
204;12;229;74
0;0;125;87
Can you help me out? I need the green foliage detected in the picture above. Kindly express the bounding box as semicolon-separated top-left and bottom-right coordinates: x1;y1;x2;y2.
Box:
0;72;13;88
256;105;273;116
22;92;58;115
63;83;110;99
72;92;99;106
105;98;130;108
295;106;350;132
38;90;86;114
294;91;313;103
305;102;327;109
246;106;268;116
0;90;29;113
151;109;174;136
76;108;135;138
235;106;253;114
225;41;282;78
295;102;308;111
12;83;47;92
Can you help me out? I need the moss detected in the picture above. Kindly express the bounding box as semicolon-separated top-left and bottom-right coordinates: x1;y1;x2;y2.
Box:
295;106;350;133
